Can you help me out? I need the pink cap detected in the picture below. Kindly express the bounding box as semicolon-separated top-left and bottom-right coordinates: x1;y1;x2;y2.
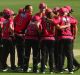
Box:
3;8;12;15
18;8;23;14
52;7;60;14
32;16;40;22
64;5;72;12
3;8;10;12
46;8;52;13
39;2;46;9
59;7;69;14
10;10;14;15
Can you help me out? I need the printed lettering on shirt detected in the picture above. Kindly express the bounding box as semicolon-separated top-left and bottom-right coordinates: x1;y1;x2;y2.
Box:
62;17;70;25
21;13;26;18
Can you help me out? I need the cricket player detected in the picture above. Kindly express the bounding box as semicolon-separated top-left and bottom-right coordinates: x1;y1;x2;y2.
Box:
1;8;16;71
63;5;80;71
14;5;32;71
24;15;41;73
37;2;48;68
56;7;74;74
52;7;60;70
40;8;56;74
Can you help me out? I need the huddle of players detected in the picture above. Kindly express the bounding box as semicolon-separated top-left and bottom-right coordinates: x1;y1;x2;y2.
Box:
0;2;80;74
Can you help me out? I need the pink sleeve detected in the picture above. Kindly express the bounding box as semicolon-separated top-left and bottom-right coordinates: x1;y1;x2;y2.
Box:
10;19;14;30
53;19;59;26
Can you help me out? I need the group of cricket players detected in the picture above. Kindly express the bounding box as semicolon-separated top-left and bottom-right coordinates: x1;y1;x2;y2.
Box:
0;2;80;74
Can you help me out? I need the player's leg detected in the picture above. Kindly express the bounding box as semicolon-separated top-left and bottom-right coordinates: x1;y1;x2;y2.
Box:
15;35;24;70
32;40;40;73
9;39;16;70
64;39;73;73
1;39;10;70
23;39;31;72
47;40;55;73
40;40;47;73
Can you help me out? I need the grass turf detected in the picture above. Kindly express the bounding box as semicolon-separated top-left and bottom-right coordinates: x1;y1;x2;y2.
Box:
0;55;80;75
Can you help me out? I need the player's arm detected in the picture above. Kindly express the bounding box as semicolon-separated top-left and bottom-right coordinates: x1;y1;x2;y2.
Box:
56;23;70;29
34;21;42;36
35;21;41;31
9;21;14;36
73;24;78;39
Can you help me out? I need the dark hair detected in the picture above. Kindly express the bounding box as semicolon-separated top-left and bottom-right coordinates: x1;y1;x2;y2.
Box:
0;12;3;16
53;12;57;15
46;12;53;19
24;5;32;10
69;9;74;14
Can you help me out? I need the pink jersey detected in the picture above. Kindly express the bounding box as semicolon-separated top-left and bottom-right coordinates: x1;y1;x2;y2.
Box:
41;17;56;40
0;17;5;38
14;12;32;34
2;18;13;39
0;17;5;27
70;16;78;38
70;16;78;27
25;13;42;40
57;16;73;40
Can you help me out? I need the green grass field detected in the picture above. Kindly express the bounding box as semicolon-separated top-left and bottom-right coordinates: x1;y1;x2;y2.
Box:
0;0;80;75
0;56;80;75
